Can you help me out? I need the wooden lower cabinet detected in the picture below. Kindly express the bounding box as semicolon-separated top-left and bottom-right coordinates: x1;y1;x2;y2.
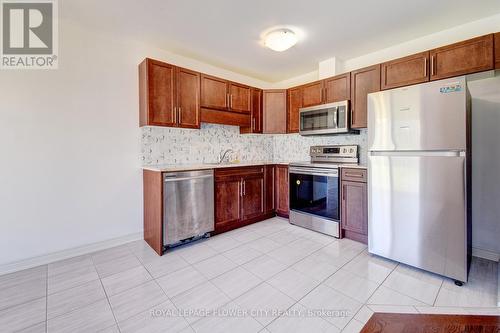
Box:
341;168;368;244
241;175;265;220
214;166;274;233
214;177;242;227
264;165;275;214
275;165;289;217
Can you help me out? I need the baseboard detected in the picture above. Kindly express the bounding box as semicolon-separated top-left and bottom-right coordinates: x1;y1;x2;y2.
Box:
0;232;143;276
472;247;500;262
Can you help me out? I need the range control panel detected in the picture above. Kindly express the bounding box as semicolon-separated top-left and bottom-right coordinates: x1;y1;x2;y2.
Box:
310;145;358;163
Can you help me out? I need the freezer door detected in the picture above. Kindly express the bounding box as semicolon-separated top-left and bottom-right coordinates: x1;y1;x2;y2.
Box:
368;153;467;282
368;76;467;151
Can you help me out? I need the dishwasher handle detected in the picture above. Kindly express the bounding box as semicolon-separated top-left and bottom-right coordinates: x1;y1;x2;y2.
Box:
164;174;213;182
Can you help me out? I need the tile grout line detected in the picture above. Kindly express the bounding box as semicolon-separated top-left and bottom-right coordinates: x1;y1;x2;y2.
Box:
261;236;363;330
128;243;194;332
432;279;445;307
174;223;336;329
89;253;122;333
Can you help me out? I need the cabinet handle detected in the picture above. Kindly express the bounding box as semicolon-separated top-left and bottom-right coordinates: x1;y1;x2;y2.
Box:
178;106;182;124
230;94;233;109
252;118;255;131
173;107;177;123
431;55;435;76
320;88;323;103
424;57;427;77
342;185;346;201
243;180;246;195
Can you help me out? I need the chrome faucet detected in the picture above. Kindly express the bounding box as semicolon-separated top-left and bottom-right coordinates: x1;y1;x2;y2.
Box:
218;149;235;164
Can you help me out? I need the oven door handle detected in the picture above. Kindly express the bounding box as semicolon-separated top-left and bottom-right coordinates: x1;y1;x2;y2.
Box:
289;168;339;177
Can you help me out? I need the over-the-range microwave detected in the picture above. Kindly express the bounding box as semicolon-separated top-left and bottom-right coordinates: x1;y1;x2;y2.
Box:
299;100;358;136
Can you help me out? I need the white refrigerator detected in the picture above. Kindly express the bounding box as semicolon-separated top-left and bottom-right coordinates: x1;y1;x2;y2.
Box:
367;76;471;283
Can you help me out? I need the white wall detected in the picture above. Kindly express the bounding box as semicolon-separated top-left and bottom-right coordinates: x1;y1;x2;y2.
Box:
0;18;272;267
468;75;500;255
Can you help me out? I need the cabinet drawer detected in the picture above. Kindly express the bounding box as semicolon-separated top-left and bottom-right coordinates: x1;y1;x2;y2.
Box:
341;168;367;182
215;166;264;179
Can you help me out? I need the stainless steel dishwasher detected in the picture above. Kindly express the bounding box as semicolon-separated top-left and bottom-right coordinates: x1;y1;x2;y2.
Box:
163;169;214;247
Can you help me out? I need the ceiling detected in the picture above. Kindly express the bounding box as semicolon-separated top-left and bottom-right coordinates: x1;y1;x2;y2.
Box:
62;0;500;82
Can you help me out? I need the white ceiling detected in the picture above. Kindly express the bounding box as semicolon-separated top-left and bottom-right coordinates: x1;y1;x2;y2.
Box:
62;0;500;82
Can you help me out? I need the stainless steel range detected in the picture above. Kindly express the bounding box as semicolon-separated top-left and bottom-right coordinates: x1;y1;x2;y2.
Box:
289;145;358;237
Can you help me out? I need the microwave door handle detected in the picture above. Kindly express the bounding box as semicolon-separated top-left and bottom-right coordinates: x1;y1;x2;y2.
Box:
333;108;338;129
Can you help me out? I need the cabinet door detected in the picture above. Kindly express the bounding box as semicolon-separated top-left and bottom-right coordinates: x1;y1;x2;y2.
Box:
381;52;429;90
215;178;241;228
229;83;251;113
241;175;264;220
201;74;229;110
146;60;176;126
351;64;381;129
287;87;302;133
495;32;500;69
263;90;287;134
251;88;263;133
264;165;275;214
275;165;289;217
176;67;200;129
324;73;351;103
430;34;494;81
341;181;367;235
302;81;324;107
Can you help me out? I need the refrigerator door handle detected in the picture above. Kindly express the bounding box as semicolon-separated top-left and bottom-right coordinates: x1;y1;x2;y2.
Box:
369;150;465;157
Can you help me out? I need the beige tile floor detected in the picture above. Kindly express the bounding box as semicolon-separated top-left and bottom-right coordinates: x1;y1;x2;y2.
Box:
0;217;498;333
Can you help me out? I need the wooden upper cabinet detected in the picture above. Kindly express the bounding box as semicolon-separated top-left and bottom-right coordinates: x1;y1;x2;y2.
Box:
139;59;176;127
240;88;262;134
176;67;200;128
324;73;351;103
200;74;229;110
351;64;381;129
495;32;500;69
287;87;302;133
263;90;287;134
430;34;494;81
251;89;263;133
229;83;251;113
301;81;324;107
139;59;200;129
381;51;429;90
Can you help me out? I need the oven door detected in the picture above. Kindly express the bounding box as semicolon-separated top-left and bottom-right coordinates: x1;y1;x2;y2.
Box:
289;167;340;221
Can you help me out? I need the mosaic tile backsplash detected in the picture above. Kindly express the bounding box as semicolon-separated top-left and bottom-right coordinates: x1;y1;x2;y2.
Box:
141;124;367;165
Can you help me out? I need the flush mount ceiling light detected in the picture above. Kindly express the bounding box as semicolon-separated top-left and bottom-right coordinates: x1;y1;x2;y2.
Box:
264;28;298;52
